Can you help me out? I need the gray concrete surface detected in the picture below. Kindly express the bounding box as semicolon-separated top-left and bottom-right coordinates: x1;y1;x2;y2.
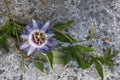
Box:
0;0;120;80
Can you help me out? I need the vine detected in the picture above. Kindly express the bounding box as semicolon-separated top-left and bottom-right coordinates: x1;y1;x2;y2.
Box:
0;0;118;80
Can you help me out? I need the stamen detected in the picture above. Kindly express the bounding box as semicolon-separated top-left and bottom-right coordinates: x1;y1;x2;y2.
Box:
31;30;46;46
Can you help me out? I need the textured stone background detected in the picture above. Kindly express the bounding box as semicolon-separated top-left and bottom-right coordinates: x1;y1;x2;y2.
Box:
0;0;120;80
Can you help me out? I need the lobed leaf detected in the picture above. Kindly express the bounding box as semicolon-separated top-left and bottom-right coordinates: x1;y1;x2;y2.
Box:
2;23;13;35
11;22;22;43
53;21;74;30
74;50;94;69
95;57;113;67
105;48;111;59
95;48;118;68
60;46;73;65
52;28;75;43
47;51;53;68
59;45;94;67
74;45;94;52
74;50;85;69
0;34;9;52
33;55;45;72
63;52;71;65
110;49;119;59
1;22;22;45
51;50;64;64
60;46;74;65
94;59;104;80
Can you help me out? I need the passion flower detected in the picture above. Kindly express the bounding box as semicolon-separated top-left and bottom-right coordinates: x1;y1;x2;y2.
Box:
20;19;54;56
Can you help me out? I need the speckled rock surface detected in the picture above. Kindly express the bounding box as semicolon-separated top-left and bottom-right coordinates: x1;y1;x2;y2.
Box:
0;0;120;80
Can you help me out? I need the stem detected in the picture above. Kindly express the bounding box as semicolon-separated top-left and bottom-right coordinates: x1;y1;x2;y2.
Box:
3;0;12;20
22;56;25;75
15;46;26;75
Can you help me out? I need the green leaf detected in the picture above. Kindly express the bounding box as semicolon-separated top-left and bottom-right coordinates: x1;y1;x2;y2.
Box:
74;52;93;69
59;45;94;67
105;48;111;59
95;57;112;67
84;57;94;68
73;46;94;69
2;23;13;35
1;22;22;42
0;30;4;36
110;50;118;58
33;55;45;72
95;48;119;68
53;21;74;30
52;28;75;43
47;51;53;68
94;59;104;80
73;48;88;69
74;50;89;69
60;45;93;53
51;50;64;64
63;52;72;65
60;46;75;66
74;45;94;52
60;46;73;65
11;22;22;43
65;34;76;42
37;54;47;62
0;34;9;52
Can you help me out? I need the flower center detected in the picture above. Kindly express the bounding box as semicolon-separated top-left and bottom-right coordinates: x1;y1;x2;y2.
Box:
32;31;46;46
28;30;48;48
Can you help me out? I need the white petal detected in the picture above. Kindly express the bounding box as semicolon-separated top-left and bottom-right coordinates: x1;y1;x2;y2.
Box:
20;43;29;50
27;47;36;56
26;25;32;32
32;19;39;29
47;33;54;38
20;35;29;40
41;21;50;32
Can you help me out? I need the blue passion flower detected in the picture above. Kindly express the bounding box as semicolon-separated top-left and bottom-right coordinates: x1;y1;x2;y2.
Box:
20;19;54;56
